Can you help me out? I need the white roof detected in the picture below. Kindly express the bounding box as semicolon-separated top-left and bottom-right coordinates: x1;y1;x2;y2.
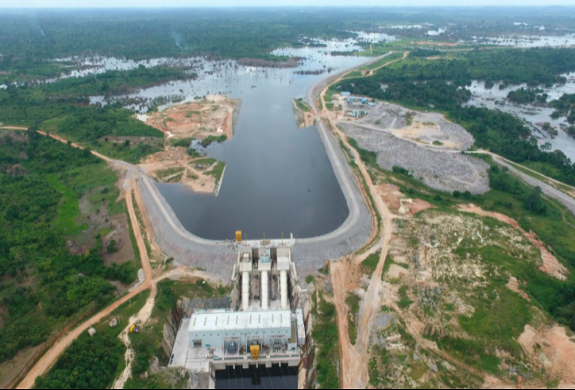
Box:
189;310;291;333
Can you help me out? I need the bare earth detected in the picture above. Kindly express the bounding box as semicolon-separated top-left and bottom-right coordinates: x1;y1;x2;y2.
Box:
138;95;239;193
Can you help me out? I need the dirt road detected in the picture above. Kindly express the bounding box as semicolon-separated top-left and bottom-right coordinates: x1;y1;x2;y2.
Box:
17;179;153;389
313;54;402;388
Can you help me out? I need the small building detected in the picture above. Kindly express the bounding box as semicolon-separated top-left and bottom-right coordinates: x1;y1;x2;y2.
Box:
368;102;375;107
341;92;351;96
88;327;97;337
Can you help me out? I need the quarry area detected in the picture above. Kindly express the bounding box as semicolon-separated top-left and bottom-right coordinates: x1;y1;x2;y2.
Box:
332;97;490;195
136;95;241;194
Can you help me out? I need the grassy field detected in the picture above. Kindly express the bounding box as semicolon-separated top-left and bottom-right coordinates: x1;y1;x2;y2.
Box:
294;98;311;112
359;52;403;70
46;174;87;235
312;290;340;389
361;250;381;276
346;292;361;345
207;162;226;184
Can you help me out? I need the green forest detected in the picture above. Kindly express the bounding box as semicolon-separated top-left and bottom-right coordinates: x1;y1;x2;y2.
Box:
41;66;193;97
0;80;165;162
0;131;137;363
337;48;575;186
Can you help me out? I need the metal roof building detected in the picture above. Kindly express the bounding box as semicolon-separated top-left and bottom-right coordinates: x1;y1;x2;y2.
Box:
188;309;293;352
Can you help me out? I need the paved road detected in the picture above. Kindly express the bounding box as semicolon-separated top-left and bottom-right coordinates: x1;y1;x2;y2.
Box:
472;151;575;216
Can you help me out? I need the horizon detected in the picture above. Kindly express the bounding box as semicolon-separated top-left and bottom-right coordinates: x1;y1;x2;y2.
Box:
1;1;575;9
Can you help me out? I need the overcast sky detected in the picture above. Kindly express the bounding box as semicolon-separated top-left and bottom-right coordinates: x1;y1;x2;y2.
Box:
0;0;573;7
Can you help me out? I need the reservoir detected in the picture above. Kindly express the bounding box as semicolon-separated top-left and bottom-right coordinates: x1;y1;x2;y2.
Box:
138;47;372;240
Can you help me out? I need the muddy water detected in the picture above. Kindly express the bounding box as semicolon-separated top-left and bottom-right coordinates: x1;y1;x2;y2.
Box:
118;46;371;240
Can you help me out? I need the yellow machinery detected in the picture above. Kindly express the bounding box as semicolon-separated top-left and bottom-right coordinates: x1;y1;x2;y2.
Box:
235;231;242;243
250;345;260;360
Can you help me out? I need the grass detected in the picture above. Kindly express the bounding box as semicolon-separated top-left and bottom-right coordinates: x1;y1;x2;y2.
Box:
46;173;86;235
312;291;340;389
192;158;217;167
508;160;575;196
362;250;381;276
154;167;185;180
382;256;409;280
294;98;311;112
343;70;363;79
346;292;361;345
206;162;226;184
398;285;413;310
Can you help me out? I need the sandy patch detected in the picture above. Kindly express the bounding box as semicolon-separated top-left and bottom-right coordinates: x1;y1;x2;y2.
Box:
144;95;239;141
457;204;568;280
387;264;408;280
379;183;402;211
518;325;575;387
392;122;459;149
138;147;218;194
399;198;433;216
505;276;530;301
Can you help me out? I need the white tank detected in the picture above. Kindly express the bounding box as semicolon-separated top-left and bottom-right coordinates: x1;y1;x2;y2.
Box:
242;271;250;311
280;270;288;310
261;271;269;310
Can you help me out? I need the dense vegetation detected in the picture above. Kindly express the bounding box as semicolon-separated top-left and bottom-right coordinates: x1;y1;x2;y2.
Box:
550;93;575;123
372;48;575;86
338;49;575;186
35;332;125;389
507;88;548;104
0;131;136;363
41;66;192;97
312;290;340;389
35;290;150;389
0;84;164;162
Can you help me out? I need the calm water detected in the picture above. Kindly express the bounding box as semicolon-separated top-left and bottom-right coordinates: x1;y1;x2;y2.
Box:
137;48;371;240
215;365;298;389
60;40;373;240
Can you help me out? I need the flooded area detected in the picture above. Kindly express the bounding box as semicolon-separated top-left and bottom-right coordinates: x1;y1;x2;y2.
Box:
466;34;575;48
465;73;575;160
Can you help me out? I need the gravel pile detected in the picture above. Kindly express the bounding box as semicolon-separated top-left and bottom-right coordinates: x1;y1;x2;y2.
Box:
341;123;490;195
356;102;476;151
